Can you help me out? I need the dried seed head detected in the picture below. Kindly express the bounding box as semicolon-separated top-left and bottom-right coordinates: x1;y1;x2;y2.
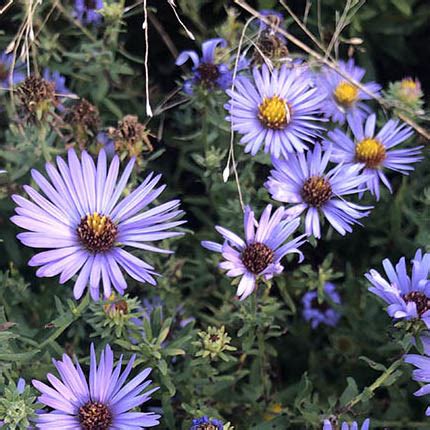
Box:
65;99;100;145
194;424;218;430
16;76;56;119
398;77;423;104
108;115;153;160
252;32;289;65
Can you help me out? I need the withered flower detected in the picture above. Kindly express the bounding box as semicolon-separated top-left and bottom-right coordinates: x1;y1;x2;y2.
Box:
16;75;56;121
108;114;153;162
252;31;289;66
65;98;100;147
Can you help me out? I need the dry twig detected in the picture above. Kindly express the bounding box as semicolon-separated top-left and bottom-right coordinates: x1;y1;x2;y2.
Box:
224;16;257;212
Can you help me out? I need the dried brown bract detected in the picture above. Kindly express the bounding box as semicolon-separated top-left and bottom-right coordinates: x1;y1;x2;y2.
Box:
252;31;289;66
16;75;56;120
65;99;100;147
108;114;153;163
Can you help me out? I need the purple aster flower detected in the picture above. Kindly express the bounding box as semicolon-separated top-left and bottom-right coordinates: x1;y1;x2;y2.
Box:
129;297;164;346
74;0;103;25
42;68;71;97
323;418;370;430
302;282;341;329
317;58;381;124
137;297;194;327
17;378;26;394
202;204;306;301
11;148;185;301
190;416;223;430
42;68;72;112
265;144;372;239
366;249;430;328
141;297;164;322
32;344;160;428
176;38;234;94
0;51;25;87
225;64;325;159
259;9;284;29
97;132;116;158
325;113;422;200
132;297;194;339
405;336;430;416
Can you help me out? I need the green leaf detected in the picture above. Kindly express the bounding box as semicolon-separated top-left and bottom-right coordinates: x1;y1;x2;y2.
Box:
359;356;387;372
391;0;412;15
382;370;403;387
277;282;296;314
161;394;176;429
340;377;359;406
157;359;168;376
164;347;186;356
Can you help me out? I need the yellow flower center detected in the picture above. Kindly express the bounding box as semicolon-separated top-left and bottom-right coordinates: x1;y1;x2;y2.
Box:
400;78;417;90
77;212;118;253
263;403;283;421
398;78;421;104
87;212;109;233
258;95;290;130
334;81;359;107
355;138;386;168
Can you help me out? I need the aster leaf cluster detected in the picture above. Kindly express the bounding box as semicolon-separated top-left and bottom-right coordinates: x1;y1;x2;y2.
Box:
0;379;39;430
194;326;237;362
87;293;144;339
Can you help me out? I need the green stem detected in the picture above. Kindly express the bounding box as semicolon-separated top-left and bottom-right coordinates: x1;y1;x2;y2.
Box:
39;124;49;162
254;290;270;401
107;0;126;48
202;103;209;155
39;293;90;350
344;357;404;411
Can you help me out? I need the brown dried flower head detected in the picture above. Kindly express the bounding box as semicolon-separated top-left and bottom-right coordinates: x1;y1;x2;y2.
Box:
252;31;289;66
16;75;56;120
108;114;153;161
65;99;100;146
